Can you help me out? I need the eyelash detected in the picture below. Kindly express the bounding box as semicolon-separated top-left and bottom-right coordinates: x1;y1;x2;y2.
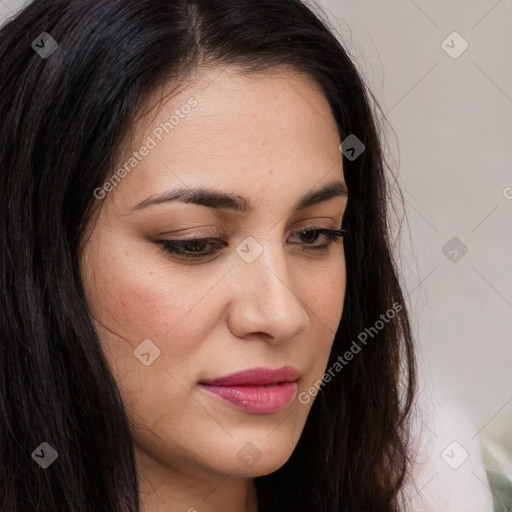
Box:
156;227;348;260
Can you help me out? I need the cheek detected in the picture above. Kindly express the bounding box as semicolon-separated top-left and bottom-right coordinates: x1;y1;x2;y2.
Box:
83;241;224;350
80;242;234;415
304;253;346;340
83;259;220;433
301;255;346;376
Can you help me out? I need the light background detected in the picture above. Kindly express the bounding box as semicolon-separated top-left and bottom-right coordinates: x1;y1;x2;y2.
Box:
311;0;512;431
1;0;510;434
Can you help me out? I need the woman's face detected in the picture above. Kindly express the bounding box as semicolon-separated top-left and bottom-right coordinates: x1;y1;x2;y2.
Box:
80;66;347;483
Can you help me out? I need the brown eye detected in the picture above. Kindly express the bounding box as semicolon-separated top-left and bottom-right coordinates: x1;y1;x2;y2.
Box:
290;228;346;251
158;237;227;259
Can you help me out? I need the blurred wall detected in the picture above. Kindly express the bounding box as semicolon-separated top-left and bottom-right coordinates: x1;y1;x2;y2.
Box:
314;0;512;426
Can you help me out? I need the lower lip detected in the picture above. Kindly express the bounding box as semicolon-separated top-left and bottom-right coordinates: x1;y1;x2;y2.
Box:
199;381;298;414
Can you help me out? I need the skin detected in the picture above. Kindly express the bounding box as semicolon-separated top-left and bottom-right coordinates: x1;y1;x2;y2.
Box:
79;65;347;512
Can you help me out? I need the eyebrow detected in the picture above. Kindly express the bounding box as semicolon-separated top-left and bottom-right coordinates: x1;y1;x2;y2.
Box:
126;180;348;214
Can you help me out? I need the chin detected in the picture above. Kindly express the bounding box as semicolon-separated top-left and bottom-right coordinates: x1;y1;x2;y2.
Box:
211;439;296;478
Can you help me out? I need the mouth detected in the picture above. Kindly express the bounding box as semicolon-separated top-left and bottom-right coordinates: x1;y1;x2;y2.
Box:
199;366;300;414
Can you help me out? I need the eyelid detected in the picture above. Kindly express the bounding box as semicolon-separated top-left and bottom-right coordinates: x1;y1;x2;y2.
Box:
158;218;343;239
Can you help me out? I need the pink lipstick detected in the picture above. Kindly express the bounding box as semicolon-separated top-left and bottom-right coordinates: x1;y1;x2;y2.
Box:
199;366;299;414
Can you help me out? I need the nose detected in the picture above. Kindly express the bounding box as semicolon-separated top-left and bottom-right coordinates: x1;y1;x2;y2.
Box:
226;240;310;343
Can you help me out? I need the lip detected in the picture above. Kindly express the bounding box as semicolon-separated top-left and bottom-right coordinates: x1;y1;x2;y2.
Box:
200;366;300;386
199;366;300;414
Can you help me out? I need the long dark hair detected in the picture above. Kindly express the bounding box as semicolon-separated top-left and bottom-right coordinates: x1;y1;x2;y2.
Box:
0;1;416;510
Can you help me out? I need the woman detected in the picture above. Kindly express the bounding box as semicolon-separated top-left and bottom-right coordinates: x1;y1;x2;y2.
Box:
0;1;418;510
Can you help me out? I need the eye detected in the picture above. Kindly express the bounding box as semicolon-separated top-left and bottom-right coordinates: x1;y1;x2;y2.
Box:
157;236;227;259
289;228;346;252
156;227;348;260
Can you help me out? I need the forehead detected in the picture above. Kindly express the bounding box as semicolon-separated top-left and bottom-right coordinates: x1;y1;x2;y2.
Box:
108;65;344;211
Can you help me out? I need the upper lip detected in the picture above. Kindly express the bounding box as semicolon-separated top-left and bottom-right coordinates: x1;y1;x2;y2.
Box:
200;366;300;386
